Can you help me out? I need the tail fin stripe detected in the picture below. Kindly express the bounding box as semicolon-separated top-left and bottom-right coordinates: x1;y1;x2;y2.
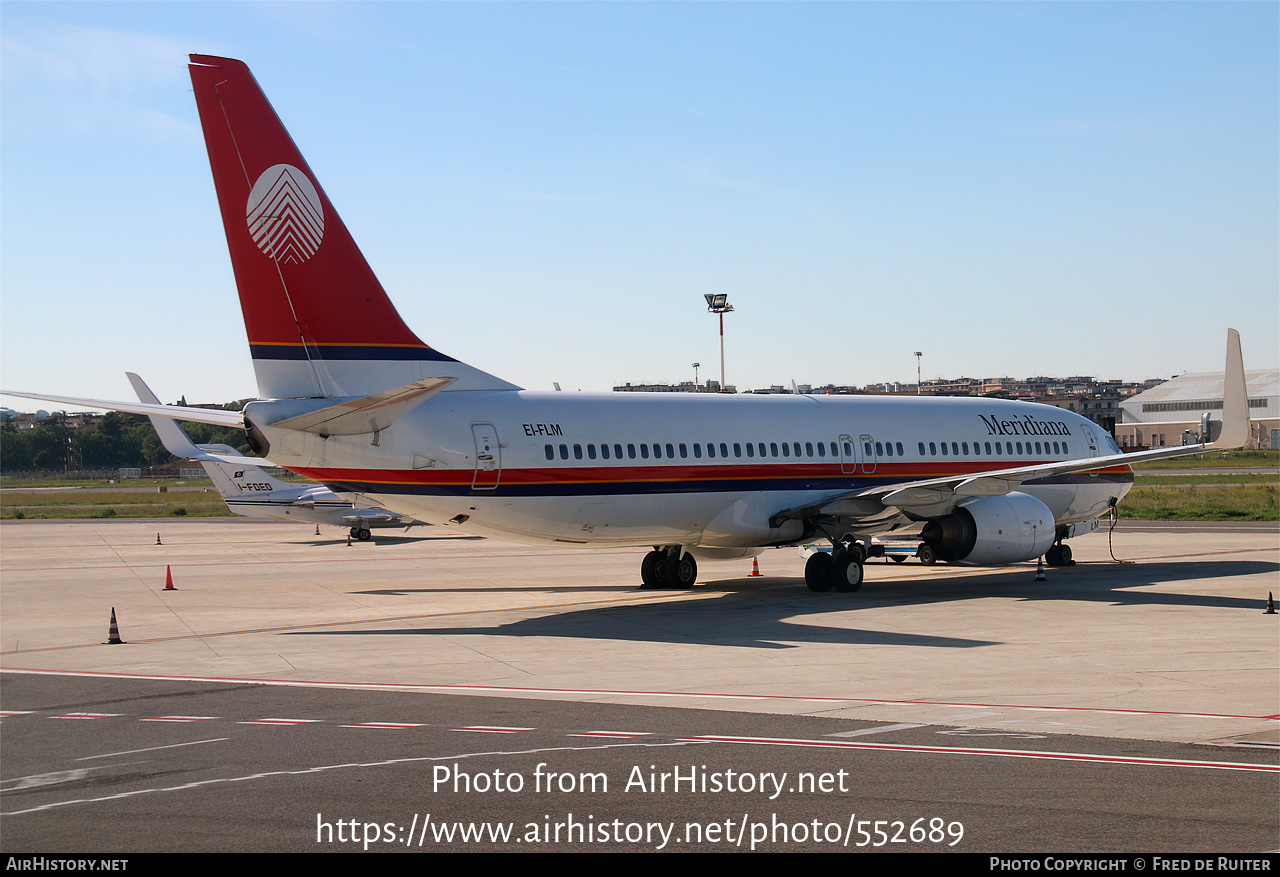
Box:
249;343;457;362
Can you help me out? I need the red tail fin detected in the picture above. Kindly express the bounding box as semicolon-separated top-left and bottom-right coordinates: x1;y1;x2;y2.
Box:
188;55;515;398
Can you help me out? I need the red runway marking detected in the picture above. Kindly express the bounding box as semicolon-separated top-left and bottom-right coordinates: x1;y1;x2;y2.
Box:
681;735;1279;773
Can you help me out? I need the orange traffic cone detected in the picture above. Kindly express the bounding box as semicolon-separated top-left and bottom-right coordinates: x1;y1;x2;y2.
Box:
1266;592;1276;615
155;532;162;545
164;565;176;591
106;608;125;644
346;533;352;546
749;558;762;577
1034;557;1047;582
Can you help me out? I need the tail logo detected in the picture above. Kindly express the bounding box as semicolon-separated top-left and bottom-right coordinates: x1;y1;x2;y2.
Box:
245;164;325;263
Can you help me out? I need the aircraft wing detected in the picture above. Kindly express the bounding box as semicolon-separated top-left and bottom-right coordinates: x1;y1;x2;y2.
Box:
2;389;244;428
339;509;409;524
776;329;1250;523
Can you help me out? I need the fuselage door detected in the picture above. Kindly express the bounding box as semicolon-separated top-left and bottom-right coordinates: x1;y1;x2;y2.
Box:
471;422;501;490
838;434;856;475
859;434;877;475
1083;424;1099;458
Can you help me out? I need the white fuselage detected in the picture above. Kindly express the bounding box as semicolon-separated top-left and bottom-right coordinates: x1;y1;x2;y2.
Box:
248;391;1132;552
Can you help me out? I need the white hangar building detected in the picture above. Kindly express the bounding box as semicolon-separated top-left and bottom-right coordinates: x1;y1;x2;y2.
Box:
1115;368;1278;450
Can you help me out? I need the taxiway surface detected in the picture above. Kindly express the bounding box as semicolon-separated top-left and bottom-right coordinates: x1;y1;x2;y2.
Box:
2;519;1276;852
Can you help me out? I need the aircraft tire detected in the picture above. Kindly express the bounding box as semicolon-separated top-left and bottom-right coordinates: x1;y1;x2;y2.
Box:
917;544;937;566
664;552;697;588
1046;543;1073;566
640;550;665;588
805;553;834;592
356;528;372;541
830;554;863;593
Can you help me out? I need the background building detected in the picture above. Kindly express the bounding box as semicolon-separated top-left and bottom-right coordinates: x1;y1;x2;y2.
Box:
1115;369;1278;449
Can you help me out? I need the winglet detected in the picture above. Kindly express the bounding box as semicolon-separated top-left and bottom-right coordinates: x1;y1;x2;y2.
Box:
1208;329;1248;449
127;373;205;459
127;372;270;467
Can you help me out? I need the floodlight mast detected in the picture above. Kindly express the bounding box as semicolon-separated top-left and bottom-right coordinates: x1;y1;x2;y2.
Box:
705;294;734;392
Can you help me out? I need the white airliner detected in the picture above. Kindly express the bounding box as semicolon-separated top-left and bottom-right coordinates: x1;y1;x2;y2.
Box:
4;55;1251;592
128;373;410;540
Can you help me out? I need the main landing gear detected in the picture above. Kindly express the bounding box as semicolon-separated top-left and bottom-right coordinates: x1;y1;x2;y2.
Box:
1044;542;1074;566
640;546;698;589
805;543;865;593
349;526;372;541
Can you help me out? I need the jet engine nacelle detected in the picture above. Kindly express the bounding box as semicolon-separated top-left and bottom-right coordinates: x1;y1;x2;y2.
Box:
920;492;1055;566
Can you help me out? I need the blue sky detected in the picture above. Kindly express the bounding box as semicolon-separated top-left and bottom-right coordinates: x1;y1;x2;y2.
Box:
2;1;1276;410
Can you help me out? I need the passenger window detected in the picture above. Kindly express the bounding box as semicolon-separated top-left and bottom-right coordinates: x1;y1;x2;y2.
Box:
875;441;883;457
614;443;623;459
640;444;650;459
666;443;675;458
587;444;596;460
652;443;661;459
985;442;992;454
1035;442;1042;455
707;443;717;458
961;442;968;455
733;442;742;457
628;444;637;459
679;443;688;458
781;442;790;458
806;442;814;456
559;444;569;460
940;442;948;456
720;442;729;457
771;442;779;457
544;444;554;461
746;443;755;458
951;442;959;455
817;442;826;457
994;442;1001;455
929;442;937;455
693;443;702;459
918;442;926;455
602;444;611;460
759;443;767;457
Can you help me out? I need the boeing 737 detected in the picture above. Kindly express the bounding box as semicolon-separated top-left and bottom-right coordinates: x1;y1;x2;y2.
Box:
4;55;1251;593
128;373;409;539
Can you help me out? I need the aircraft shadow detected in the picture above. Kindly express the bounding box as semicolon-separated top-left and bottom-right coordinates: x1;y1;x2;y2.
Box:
297;534;486;547
286;555;1276;650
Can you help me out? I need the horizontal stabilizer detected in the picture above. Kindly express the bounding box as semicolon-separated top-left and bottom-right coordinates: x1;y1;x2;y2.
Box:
269;377;456;436
341;510;407;524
